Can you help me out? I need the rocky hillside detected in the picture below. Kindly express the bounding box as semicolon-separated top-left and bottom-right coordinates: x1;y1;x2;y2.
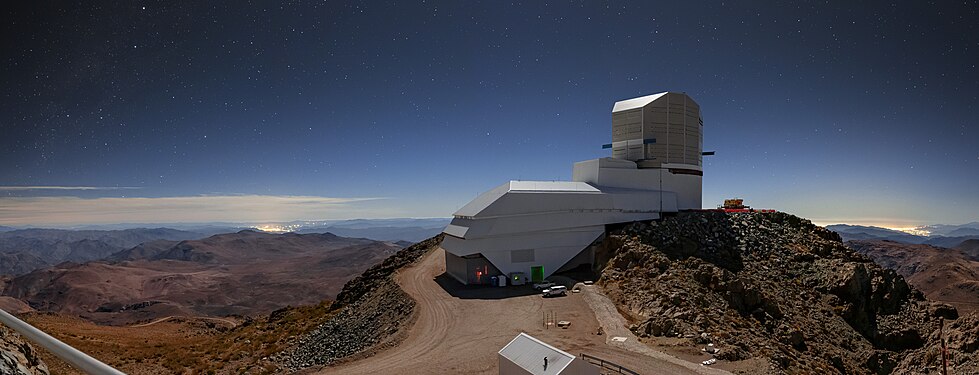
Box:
14;234;444;375
848;240;979;313
276;234;443;370
598;212;978;375
0;325;49;375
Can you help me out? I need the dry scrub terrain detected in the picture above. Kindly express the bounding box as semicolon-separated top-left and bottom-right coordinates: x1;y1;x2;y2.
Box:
4;231;400;325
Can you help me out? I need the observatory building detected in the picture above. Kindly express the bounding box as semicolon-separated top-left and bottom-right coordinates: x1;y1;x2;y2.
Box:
442;92;704;285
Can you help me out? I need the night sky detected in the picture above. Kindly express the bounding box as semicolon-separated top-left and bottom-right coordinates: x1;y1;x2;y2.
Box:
1;1;977;227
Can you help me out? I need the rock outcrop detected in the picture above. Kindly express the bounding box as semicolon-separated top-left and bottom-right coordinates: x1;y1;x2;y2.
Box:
848;239;979;314
0;325;49;375
598;211;977;374
278;234;443;370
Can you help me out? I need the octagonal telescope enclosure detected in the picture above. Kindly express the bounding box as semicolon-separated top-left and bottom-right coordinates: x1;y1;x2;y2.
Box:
610;92;702;169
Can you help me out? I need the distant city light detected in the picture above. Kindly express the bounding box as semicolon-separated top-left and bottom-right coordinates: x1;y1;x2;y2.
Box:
887;227;931;236
252;224;302;233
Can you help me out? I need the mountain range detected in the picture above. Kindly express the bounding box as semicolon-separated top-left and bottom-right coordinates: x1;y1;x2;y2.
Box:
296;218;448;242
0;228;210;275
827;222;979;248
0;218;451;276
2;230;402;325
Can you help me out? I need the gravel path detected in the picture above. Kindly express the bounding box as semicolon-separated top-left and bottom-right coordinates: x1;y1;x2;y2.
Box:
579;284;732;375
316;248;718;374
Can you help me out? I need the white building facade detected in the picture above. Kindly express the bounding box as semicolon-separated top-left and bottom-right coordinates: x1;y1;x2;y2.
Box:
443;92;704;285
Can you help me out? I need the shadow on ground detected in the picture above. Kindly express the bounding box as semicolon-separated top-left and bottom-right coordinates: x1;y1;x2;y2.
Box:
434;273;543;300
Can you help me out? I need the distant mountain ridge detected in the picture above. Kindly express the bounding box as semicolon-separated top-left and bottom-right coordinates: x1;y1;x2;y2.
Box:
297;226;445;242
0;227;205;245
0;228;209;275
827;223;979;248
0;219;450;276
295;218;449;242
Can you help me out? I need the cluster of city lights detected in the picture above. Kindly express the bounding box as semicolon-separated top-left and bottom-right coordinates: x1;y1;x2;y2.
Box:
252;224;303;233
889;227;931;236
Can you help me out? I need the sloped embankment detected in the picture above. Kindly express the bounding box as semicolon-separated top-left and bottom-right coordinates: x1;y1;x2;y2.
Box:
598;212;977;374
278;234;443;370
0;324;49;375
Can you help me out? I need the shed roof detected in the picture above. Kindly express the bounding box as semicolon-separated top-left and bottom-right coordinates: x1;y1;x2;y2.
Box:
498;333;575;375
611;91;668;112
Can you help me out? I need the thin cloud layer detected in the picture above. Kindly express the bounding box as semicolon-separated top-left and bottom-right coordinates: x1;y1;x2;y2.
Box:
0;186;142;191
0;195;385;226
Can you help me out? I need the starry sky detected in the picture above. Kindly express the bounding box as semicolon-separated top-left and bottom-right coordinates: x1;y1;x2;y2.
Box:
1;1;977;227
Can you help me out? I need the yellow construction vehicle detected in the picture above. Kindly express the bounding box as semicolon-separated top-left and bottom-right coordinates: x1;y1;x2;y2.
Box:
722;198;747;210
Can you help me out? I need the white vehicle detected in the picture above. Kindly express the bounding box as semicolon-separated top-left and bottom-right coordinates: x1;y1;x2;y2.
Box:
542;285;568;297
533;280;556;290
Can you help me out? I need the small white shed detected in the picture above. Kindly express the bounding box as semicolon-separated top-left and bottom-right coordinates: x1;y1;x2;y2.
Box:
498;333;599;375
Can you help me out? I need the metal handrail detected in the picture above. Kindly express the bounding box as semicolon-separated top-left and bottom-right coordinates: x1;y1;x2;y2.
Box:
0;309;125;375
580;352;640;375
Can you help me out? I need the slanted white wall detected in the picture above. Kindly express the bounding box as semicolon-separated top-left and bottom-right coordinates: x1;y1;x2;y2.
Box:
443;161;696;283
442;179;676;282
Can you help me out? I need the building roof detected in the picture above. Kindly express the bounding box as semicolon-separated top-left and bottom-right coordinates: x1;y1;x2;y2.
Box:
453;181;599;217
508;181;600;192
498;332;575;375
611;91;668;112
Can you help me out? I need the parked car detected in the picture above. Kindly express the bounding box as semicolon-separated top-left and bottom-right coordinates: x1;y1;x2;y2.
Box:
542;286;568;297
533;280;556;290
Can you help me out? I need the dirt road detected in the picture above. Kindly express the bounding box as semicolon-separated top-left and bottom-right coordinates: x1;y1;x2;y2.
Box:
129;315;237;328
317;248;725;374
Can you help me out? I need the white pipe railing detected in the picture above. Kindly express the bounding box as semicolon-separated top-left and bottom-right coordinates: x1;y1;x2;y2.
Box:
0;309;125;375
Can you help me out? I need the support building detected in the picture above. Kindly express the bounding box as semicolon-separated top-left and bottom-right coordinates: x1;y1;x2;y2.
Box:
442;92;704;285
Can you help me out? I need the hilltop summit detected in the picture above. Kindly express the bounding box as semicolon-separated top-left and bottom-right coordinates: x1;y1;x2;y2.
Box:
598;211;977;374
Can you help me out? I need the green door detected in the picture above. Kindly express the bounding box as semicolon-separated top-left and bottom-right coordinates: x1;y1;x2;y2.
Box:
531;266;544;282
